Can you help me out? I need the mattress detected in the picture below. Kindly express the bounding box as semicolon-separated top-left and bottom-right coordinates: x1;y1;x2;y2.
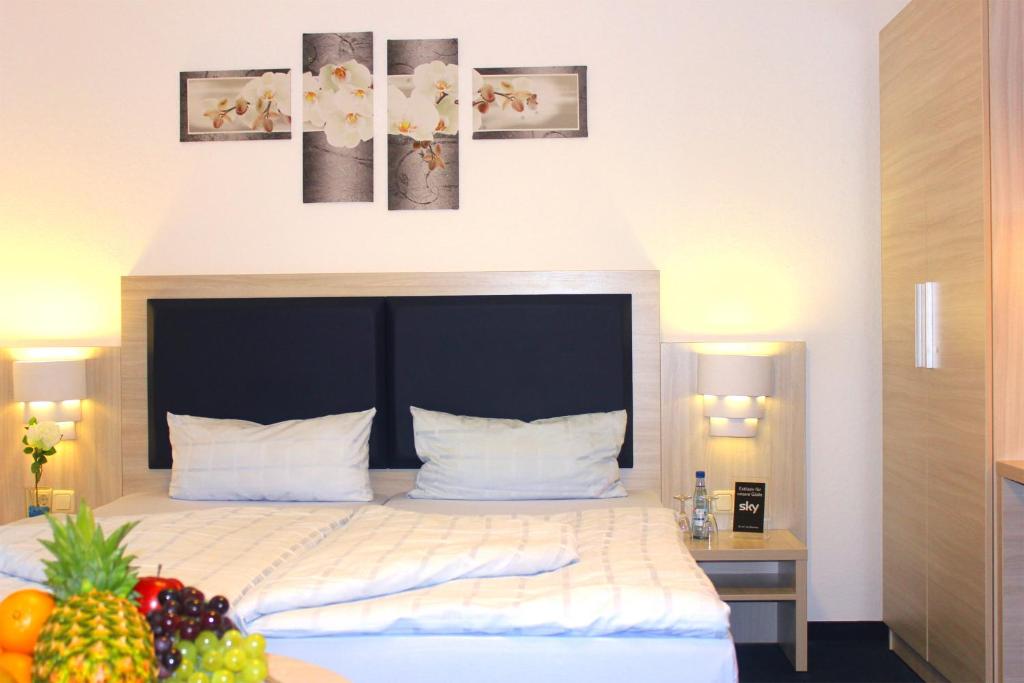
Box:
268;633;738;683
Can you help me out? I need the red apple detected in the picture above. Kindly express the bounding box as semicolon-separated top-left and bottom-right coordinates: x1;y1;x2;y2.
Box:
134;569;184;615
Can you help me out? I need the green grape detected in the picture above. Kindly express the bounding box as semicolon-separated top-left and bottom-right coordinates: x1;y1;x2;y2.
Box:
201;648;225;672
188;673;211;683
240;658;268;683
221;629;244;650
211;671;235;683
223;647;246;672
176;658;197;679
196;631;220;654
243;634;266;657
178;641;198;662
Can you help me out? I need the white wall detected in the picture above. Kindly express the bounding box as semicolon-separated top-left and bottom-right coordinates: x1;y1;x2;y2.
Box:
0;0;908;620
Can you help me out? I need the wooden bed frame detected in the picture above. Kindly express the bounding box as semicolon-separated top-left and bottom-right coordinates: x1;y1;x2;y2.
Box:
119;271;664;502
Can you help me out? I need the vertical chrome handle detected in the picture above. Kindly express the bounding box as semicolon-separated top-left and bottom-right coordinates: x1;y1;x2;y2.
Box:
915;282;939;369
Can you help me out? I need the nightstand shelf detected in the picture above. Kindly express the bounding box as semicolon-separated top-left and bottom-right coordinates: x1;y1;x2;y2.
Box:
685;529;808;672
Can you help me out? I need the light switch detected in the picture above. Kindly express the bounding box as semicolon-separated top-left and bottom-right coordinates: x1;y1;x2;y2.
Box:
51;490;75;514
713;490;733;512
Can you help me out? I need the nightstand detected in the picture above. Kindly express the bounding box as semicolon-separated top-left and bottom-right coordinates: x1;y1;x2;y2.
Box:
684;529;807;672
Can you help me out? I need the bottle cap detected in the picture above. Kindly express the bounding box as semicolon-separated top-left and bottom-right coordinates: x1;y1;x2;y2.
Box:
696;470;705;478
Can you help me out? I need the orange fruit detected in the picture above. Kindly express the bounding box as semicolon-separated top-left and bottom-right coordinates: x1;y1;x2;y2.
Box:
0;590;54;655
0;652;31;683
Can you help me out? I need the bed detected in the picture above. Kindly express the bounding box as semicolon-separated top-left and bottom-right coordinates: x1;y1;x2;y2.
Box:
0;271;738;682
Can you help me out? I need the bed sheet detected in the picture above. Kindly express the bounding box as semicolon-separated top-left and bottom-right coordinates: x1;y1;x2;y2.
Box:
384;488;663;514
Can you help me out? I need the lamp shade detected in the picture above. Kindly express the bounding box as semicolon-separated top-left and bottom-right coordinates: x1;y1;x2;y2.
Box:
697;354;773;398
13;360;87;403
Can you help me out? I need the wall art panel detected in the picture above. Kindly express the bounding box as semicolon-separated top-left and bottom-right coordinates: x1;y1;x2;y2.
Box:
302;32;374;203
387;38;459;211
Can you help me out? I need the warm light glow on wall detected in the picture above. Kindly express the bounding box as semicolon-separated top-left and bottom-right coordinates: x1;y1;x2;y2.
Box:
0;253;120;346
659;254;800;337
692;342;782;357
9;347;95;361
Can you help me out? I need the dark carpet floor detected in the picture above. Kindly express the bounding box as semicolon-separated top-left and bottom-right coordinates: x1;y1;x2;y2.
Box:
736;623;922;683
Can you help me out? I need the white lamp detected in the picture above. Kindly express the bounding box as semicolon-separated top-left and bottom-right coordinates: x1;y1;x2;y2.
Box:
697;354;773;438
13;359;87;440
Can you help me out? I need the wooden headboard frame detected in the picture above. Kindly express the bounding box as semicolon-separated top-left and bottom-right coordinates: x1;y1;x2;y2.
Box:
121;271;663;500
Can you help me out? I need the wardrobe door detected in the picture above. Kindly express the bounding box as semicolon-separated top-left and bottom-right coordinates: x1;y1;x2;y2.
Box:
880;4;932;656
921;1;991;681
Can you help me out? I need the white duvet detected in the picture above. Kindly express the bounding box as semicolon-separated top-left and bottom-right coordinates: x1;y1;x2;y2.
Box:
0;506;730;639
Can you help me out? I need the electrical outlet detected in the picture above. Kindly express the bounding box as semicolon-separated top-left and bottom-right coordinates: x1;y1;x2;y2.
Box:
713;490;733;512
51;490;75;514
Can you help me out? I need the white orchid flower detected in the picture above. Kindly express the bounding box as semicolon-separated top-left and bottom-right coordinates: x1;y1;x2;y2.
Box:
322;87;373;148
26;421;62;451
239;72;291;132
320;60;372;93
203;97;235;129
413;60;458;103
303;71;326;127
435;96;458;136
388;86;440;142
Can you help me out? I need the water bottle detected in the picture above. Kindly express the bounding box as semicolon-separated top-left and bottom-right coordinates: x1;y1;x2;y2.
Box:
691;470;709;540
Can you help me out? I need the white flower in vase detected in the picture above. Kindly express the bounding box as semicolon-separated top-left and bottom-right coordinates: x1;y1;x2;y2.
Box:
303;71;327;127
320;60;372;93
413;61;458;103
322;87;373;148
26;421;62;451
388;86;440;142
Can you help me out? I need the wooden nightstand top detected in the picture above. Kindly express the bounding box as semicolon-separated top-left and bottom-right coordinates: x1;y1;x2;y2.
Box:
683;529;807;561
997;459;1024;485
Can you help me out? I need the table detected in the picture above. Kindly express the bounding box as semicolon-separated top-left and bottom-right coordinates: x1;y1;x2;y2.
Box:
684;529;807;671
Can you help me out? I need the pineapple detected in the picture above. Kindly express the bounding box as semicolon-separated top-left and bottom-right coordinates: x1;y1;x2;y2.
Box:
32;502;155;683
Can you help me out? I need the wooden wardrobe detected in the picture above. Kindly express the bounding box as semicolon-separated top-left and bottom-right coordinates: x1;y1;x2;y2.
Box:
881;1;1024;681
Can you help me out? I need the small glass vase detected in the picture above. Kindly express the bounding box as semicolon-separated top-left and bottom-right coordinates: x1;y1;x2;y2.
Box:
26;487;53;518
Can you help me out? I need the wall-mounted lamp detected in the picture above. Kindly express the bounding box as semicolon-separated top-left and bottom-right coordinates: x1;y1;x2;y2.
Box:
697;354;773;438
13;359;87;440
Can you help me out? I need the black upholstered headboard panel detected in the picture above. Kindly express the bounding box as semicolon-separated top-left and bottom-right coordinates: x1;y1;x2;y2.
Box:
147;294;633;470
388;295;632;468
147;298;387;469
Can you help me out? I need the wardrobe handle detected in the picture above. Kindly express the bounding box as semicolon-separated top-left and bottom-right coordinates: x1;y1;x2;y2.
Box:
914;282;939;369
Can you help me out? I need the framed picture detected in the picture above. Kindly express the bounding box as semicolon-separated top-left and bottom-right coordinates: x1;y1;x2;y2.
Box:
387;38;460;210
179;69;292;142
471;66;588;139
302;32;374;203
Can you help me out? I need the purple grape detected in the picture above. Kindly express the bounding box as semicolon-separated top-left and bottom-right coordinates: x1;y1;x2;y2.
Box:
183;598;203;617
157;589;180;607
147;609;165;627
182;587;205;604
178;619;200;641
199;609;221;631
157;664;172;680
154;635;173;655
220;617;236;634
150;621;167;637
161;613;180;631
161;648;182;672
207;595;230;614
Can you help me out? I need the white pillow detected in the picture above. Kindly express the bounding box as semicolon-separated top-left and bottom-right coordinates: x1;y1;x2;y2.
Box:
408;406;628;500
168;409;376;502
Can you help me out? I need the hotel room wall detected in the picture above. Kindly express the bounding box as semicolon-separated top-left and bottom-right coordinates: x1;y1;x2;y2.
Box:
0;0;908;620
